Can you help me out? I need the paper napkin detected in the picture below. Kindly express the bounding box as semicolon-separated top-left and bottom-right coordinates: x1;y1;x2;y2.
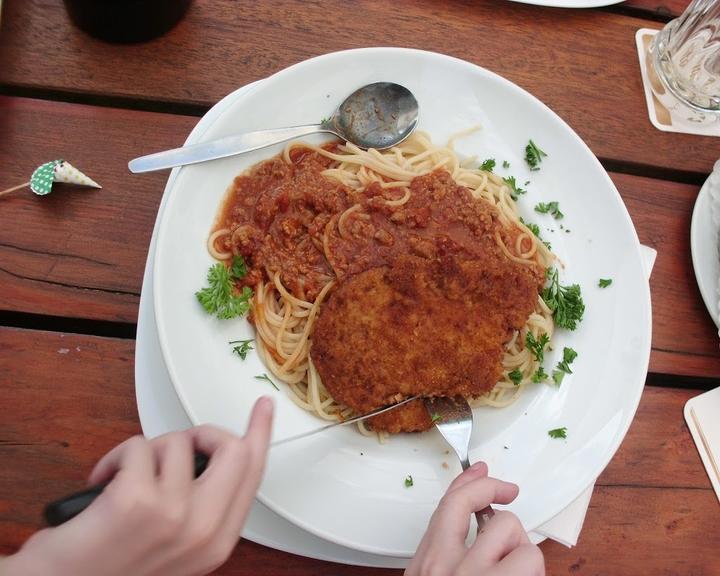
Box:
532;244;657;547
685;387;720;502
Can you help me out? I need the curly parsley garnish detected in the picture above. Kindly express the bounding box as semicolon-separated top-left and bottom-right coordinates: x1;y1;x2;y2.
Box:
548;427;567;439
531;365;549;383
552;347;578;385
526;332;550;363
502;176;526;201
502;160;510;169
599;278;613;288
542;268;585;331
404;475;414;488
535;201;564;220
255;373;279;391
195;255;253;320
480;158;496;172
508;369;523;386
229;339;254;360
525;140;547;171
519;216;540;237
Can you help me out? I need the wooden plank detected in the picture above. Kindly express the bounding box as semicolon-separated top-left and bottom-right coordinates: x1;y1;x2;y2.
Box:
598;386;709;489
0;328;714;570
2;96;720;376
0;328;140;550
0;96;195;323
543;486;720;576
0;1;717;175
623;0;690;17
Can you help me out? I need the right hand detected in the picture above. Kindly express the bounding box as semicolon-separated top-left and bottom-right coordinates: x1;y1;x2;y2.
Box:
405;462;545;576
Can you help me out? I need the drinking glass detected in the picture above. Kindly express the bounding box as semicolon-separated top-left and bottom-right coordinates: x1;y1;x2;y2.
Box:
652;0;720;113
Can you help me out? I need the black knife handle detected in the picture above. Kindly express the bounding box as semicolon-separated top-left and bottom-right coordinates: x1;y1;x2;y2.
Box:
44;452;210;526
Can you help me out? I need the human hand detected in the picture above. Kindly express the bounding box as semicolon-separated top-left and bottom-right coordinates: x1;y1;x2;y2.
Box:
405;462;544;576
2;396;274;576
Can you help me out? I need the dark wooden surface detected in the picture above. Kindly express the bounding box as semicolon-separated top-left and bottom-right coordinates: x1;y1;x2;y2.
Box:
2;0;719;574
1;0;718;177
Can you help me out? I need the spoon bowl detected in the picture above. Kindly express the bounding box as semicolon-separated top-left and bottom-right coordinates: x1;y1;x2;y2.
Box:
331;82;419;149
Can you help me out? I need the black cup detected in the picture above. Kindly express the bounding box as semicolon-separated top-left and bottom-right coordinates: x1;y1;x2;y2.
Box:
63;0;192;44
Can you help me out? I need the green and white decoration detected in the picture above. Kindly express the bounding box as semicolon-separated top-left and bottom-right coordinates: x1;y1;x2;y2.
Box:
1;159;101;198
30;159;101;196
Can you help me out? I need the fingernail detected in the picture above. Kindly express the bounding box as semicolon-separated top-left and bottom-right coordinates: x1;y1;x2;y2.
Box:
258;395;275;411
470;461;486;471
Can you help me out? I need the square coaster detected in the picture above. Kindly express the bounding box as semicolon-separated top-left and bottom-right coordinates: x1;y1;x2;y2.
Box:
635;28;720;137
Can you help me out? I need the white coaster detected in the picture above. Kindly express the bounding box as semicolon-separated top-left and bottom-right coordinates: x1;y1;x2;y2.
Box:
684;387;720;503
635;28;720;136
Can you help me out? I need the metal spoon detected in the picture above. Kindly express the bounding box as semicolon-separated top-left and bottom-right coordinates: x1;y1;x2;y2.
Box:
128;82;419;173
425;396;495;531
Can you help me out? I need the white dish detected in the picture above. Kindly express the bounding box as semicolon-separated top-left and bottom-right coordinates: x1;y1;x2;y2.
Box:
153;48;652;557
507;0;624;7
690;161;720;329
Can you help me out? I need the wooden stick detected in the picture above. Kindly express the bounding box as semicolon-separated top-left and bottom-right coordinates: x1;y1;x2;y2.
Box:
0;181;30;198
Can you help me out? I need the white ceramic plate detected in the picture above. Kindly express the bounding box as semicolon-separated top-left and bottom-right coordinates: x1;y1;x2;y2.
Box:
153;48;651;557
507;0;624;7
690;162;720;328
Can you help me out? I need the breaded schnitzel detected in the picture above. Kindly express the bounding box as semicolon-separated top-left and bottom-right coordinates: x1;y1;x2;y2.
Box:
311;252;539;432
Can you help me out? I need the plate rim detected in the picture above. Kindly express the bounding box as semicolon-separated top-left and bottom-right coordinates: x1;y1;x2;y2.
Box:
690;171;720;328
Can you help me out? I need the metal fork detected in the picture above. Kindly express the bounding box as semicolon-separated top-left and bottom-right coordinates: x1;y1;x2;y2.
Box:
424;396;494;530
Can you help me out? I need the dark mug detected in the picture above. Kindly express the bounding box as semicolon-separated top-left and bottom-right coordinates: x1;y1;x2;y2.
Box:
63;0;192;44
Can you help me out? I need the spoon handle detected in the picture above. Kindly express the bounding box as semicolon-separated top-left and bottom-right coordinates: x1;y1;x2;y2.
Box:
128;124;327;173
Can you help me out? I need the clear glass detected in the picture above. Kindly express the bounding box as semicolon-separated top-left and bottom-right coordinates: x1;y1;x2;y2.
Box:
652;0;720;113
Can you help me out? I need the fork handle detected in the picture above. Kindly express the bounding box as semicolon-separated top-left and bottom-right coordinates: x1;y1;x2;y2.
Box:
475;505;495;531
460;457;495;530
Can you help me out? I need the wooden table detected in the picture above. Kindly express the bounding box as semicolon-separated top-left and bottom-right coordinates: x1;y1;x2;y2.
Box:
1;1;718;574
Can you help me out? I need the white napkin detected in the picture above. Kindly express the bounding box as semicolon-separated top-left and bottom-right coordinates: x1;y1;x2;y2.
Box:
685;386;720;502
532;244;657;547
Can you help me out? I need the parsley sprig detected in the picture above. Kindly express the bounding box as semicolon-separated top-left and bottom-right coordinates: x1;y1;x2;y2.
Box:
599;278;613;288
531;365;549;383
196;255;253;320
552;347;578;385
404;475;414;488
542;268;585;330
480;158;496;172
255;373;279;391
502;176;526;201
508;368;523;386
535;201;563;220
525;140;547;171
526;332;550;363
548;427;567;439
229;338;254;360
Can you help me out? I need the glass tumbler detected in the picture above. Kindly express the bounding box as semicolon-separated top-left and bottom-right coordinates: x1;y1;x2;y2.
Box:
652;0;720;113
